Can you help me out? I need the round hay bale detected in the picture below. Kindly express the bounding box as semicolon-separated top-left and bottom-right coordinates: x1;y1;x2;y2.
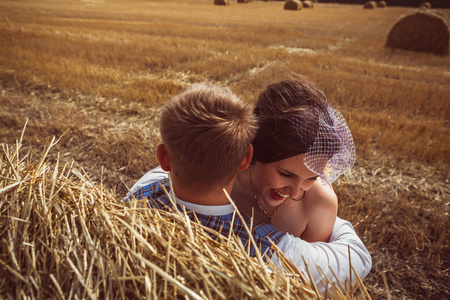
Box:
302;0;314;8
419;2;431;9
377;1;387;8
284;0;302;11
363;1;376;9
214;0;229;6
386;11;450;55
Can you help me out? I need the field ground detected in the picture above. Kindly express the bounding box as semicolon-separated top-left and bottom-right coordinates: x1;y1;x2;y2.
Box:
0;0;449;299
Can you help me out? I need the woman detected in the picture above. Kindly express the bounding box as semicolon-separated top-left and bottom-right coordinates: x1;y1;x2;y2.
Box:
231;77;355;242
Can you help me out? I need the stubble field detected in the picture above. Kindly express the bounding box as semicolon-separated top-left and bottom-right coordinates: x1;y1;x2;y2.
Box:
0;0;449;299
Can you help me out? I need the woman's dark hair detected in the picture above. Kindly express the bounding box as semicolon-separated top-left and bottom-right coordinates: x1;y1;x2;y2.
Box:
252;77;339;163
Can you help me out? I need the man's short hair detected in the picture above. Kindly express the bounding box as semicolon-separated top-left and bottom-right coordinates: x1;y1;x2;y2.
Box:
160;82;257;186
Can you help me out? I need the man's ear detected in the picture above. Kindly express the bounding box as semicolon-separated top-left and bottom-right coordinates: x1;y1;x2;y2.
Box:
156;144;171;171
238;145;253;171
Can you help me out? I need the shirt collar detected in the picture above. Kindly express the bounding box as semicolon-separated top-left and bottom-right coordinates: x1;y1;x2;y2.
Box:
176;198;235;216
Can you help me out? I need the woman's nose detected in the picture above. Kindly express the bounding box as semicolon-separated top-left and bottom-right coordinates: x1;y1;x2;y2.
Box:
290;181;304;199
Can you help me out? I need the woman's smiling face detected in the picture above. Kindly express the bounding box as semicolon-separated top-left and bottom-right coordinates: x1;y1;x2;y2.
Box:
252;154;320;208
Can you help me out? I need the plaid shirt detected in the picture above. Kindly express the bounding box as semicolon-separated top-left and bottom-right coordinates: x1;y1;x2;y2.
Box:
129;178;286;258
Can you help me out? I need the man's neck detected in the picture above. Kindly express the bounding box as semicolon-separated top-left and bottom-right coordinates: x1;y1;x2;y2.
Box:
172;181;234;206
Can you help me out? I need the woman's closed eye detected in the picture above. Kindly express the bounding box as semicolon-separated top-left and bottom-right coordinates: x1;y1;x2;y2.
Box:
278;171;292;178
279;170;318;182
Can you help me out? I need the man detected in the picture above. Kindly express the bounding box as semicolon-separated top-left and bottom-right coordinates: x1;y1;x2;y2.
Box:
125;82;372;292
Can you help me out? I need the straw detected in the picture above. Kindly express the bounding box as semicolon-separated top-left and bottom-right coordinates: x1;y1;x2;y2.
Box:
0;133;372;299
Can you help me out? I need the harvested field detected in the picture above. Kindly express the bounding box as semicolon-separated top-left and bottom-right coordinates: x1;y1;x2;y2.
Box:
0;0;449;299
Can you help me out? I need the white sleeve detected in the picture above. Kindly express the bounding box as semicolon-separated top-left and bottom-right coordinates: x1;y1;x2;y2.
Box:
125;166;169;197
271;217;372;293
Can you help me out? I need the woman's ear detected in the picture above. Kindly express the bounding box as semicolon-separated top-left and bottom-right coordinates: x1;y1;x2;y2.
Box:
156;144;171;171
238;145;253;171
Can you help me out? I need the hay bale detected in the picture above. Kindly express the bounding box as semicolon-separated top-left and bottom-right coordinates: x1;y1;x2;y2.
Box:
377;1;387;8
284;0;302;11
386;11;450;55
302;0;314;8
0;133;371;299
214;0;229;6
419;2;431;9
237;0;249;3
363;1;376;9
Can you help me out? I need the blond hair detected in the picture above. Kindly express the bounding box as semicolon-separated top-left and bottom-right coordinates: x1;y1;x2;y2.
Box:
160;83;257;187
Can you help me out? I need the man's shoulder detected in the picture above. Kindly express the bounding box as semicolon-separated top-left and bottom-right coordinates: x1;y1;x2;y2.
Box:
129;178;171;201
194;213;286;257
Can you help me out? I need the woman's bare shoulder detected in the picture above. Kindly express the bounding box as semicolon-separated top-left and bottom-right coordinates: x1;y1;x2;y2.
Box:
304;178;338;208
300;179;338;242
